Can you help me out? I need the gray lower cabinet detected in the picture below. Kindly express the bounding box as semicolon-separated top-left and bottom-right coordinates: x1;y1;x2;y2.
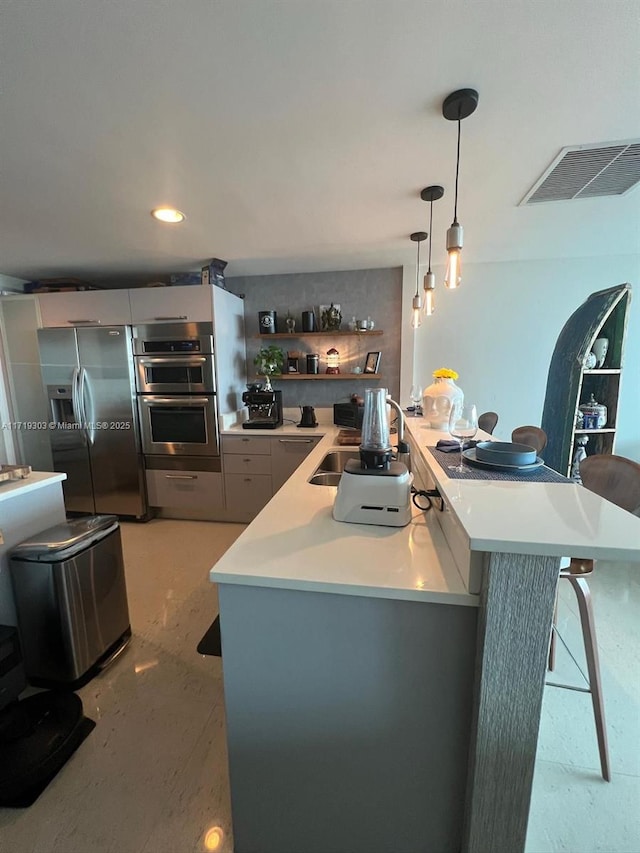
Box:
271;436;322;492
145;467;224;520
222;434;322;521
224;473;273;521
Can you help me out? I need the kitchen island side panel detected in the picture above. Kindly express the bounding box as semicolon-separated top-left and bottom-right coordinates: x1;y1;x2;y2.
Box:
219;583;478;853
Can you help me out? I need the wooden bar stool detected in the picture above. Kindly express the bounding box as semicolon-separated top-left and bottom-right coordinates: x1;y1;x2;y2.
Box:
478;411;498;435
511;425;547;453
549;454;640;782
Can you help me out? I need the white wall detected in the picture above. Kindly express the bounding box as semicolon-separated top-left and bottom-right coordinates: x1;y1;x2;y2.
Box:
402;255;640;461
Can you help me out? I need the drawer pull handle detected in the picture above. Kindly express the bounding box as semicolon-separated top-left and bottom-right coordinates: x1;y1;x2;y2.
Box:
244;478;252;482
278;439;314;444
153;315;188;321
165;474;198;480
241;438;250;442
68;319;100;324
243;458;251;462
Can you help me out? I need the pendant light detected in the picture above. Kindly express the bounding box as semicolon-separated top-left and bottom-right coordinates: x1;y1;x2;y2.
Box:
420;185;444;315
409;232;428;329
442;88;478;289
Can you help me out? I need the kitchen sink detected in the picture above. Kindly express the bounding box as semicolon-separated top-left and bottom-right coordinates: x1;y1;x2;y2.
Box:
307;450;360;485
308;472;342;487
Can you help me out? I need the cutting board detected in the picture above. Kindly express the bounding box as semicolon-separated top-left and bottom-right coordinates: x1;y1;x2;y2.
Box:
336;430;361;446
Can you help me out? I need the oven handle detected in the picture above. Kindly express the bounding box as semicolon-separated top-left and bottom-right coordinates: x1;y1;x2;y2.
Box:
141;396;213;406
137;356;207;365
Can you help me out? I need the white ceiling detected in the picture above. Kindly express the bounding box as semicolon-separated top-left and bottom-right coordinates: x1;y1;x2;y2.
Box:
1;0;639;282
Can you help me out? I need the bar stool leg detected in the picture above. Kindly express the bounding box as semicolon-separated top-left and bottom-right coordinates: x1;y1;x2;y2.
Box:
548;594;558;671
567;575;611;782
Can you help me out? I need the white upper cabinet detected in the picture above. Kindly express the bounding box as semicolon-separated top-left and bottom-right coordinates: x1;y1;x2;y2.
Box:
38;290;132;328
129;286;214;324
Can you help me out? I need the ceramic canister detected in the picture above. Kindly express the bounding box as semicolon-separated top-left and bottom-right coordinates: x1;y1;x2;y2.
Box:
579;393;607;428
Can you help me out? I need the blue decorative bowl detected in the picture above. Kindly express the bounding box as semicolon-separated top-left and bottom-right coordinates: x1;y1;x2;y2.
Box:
475;441;537;466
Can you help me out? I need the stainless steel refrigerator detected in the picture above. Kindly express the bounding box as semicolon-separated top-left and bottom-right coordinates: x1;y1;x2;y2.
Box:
37;326;147;518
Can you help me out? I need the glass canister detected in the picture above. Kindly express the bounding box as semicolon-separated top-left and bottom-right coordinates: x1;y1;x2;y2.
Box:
360;387;392;469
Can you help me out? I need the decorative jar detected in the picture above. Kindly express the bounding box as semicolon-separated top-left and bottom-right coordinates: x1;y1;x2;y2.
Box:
423;370;464;429
579;393;607;429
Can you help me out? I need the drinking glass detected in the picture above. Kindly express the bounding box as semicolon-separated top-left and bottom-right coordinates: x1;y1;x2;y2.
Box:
409;384;423;416
448;402;478;472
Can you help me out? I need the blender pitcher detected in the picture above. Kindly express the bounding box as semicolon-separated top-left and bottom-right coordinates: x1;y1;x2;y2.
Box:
360;388;392;470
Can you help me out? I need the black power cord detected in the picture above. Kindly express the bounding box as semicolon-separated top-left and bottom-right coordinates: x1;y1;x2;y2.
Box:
411;485;444;512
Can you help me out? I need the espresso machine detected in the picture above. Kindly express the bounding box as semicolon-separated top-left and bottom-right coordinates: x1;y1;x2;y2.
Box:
333;388;412;527
242;388;283;429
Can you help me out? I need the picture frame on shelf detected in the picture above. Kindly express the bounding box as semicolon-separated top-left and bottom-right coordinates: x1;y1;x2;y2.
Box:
318;304;342;332
364;351;381;373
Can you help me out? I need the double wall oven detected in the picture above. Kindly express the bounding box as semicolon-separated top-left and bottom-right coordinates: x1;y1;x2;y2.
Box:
134;323;219;462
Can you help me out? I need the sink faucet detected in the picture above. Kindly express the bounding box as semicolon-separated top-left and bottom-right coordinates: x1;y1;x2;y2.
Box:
387;396;411;471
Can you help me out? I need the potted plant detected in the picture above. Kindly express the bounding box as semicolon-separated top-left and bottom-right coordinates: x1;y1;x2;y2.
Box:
254;345;284;391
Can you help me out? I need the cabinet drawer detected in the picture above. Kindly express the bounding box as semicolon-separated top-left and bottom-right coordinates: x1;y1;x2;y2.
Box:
129;286;213;324
221;435;272;455
146;469;223;511
223;453;272;475
271;436;322;492
224;473;273;517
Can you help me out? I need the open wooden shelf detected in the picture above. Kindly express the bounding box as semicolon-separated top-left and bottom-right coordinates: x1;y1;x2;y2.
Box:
582;369;621;375
254;330;383;338
256;373;381;381
573;428;616;434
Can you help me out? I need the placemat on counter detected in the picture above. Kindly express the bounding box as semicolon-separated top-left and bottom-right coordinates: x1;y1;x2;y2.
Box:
426;447;572;483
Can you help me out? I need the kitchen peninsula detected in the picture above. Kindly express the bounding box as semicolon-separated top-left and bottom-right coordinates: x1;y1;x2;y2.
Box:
0;472;67;625
210;421;640;853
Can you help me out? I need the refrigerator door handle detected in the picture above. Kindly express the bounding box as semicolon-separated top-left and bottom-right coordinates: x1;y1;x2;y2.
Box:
79;367;95;444
71;367;82;425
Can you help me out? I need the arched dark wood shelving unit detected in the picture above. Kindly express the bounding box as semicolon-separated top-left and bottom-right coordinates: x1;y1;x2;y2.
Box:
541;283;631;475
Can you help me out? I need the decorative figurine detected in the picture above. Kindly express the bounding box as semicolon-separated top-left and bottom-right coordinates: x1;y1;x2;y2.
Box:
571;435;589;482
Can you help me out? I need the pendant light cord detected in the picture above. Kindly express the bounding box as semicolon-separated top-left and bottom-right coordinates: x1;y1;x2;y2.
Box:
415;240;421;297
453;117;461;223
427;201;433;271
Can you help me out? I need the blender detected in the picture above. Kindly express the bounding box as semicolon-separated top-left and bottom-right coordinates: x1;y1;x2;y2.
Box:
333;388;412;527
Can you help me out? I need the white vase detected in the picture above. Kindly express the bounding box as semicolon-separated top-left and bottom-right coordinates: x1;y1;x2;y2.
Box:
592;337;609;368
423;378;464;430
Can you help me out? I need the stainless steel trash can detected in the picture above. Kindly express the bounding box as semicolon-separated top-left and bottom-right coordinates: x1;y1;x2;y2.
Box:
9;515;131;688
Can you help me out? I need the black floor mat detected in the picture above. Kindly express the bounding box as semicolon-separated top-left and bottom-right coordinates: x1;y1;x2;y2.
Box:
0;691;95;807
197;616;221;656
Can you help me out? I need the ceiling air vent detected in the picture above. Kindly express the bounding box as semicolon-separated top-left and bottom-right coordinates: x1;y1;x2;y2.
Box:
520;140;640;205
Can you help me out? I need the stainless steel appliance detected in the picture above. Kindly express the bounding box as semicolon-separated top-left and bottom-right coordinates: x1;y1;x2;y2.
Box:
242;389;283;429
9;515;131;688
133;322;216;394
137;394;219;456
38;326;147;518
133;322;220;459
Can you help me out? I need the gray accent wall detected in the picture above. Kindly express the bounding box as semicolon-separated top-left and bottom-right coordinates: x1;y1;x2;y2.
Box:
226;268;402;409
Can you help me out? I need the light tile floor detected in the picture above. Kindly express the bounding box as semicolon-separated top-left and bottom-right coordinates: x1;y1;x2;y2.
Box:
0;519;638;853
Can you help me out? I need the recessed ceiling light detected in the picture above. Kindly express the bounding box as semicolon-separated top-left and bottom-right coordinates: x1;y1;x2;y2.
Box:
151;207;186;223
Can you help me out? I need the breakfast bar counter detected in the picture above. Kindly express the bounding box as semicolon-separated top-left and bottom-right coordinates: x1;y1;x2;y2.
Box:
210;422;640;853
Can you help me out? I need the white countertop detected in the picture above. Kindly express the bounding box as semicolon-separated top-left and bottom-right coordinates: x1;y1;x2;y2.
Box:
220;421;328;438
405;418;640;562
211;426;476;605
0;471;66;503
210;417;640;604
